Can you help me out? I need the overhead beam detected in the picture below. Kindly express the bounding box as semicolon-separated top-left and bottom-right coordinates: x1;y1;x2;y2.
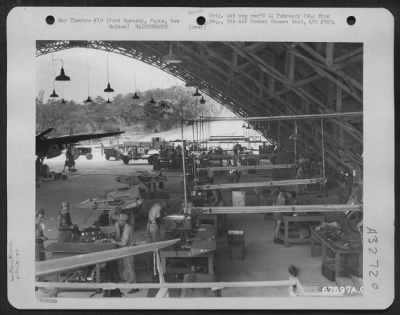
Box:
291;49;363;103
297;43;363;92
226;42;363;142
334;46;363;64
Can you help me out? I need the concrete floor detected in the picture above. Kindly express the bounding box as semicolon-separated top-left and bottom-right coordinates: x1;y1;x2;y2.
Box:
37;151;347;298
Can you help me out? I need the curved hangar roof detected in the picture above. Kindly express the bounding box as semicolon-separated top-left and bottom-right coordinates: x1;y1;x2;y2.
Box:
36;41;363;171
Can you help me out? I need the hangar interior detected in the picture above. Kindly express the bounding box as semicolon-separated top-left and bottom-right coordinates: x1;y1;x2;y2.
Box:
35;41;363;298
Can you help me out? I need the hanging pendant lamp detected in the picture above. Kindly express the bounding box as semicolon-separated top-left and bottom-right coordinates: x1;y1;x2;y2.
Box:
55;66;71;81
61;98;66;104
50;89;59;98
150;97;156;104
193;88;201;97
246;124;252;129
132;74;139;99
50;58;59;98
106;98;112;104
104;82;114;93
84;49;94;104
199;96;206;104
104;54;114;93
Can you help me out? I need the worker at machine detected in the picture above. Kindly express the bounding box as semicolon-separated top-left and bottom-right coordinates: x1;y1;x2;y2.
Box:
285;191;296;205
338;168;353;203
179;199;193;216
228;159;241;183
57;201;78;242
112;212;138;294
207;189;227;234
315;160;328;197
272;190;286;244
295;164;304;196
35;209;48;261
207;189;224;207
147;200;169;242
233;143;242;156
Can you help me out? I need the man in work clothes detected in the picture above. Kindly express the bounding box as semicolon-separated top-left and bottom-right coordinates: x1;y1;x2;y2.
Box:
112;212;138;294
147;201;168;242
35;209;47;261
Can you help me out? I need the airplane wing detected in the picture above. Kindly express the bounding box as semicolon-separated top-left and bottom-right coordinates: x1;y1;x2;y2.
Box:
36;128;55;138
36;238;180;276
41;131;125;146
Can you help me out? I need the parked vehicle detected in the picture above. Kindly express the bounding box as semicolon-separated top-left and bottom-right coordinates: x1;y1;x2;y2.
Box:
104;145;124;161
76;146;93;160
120;139;165;165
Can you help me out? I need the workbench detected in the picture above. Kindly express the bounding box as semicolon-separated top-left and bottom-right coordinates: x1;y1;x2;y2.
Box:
44;242;118;283
159;225;216;275
311;230;362;281
282;214;325;247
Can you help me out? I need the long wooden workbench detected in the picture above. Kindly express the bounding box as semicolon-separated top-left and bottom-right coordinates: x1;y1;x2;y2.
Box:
196;164;296;171
194;177;326;190
193;204;362;215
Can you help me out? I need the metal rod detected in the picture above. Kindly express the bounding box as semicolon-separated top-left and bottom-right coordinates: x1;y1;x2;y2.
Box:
294;120;297;162
194;177;326;190
193;204;362;214
36;279;296;290
193;111;362;122
197;164;296;171
180;97;188;213
321;118;326;178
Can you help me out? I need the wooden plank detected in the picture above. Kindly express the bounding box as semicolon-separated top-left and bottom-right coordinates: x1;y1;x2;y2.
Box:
205;153;275;160
194;178;326;190
36;239;180;277
36;279;296;290
197;164;296;171
193;204;362;214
